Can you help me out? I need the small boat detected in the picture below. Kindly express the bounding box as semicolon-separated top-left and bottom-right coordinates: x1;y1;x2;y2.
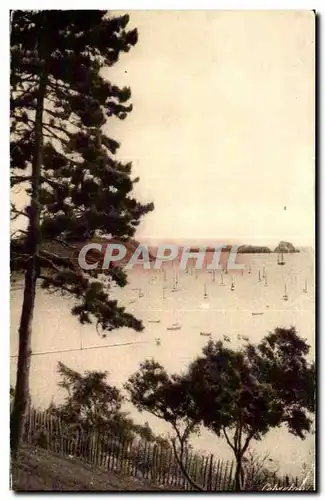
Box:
283;284;288;301
277;253;285;266
237;334;242;340
223;335;231;342
204;284;208;299
200;332;211;337
252;312;264;316
129;300;136;304
167;323;182;331
303;280;308;293
242;335;249;342
172;276;179;292
148;319;161;324
155;337;161;346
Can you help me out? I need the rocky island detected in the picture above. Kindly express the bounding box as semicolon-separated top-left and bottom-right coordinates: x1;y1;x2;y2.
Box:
274;241;300;253
237;245;271;254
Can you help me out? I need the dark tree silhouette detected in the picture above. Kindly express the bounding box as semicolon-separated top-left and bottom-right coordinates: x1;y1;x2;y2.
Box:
10;10;153;457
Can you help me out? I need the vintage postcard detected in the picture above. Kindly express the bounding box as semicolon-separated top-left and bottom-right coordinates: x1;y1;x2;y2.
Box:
10;10;315;491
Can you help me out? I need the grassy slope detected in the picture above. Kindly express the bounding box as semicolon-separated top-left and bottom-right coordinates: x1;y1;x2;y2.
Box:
10;445;173;492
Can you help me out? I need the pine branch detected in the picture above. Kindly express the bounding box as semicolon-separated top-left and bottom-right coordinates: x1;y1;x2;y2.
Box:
11;175;33;187
42;123;69;144
11;206;28;221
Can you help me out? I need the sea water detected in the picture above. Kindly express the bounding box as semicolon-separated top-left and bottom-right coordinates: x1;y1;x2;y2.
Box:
10;249;315;476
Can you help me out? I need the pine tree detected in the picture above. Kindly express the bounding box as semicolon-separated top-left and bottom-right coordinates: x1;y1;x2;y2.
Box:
10;10;154;458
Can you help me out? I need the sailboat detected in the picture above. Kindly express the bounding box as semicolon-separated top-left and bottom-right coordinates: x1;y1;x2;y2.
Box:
277;253;285;265
303;280;308;293
172;275;179;292
283;284;288;301
204;284;208;299
264;273;268;287
230;277;235;291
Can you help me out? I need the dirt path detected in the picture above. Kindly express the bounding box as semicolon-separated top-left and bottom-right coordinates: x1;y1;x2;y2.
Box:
11;445;173;491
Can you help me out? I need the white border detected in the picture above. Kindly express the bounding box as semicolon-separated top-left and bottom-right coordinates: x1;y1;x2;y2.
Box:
4;2;323;498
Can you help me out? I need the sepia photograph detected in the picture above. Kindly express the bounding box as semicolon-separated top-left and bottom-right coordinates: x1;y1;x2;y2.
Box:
10;9;316;492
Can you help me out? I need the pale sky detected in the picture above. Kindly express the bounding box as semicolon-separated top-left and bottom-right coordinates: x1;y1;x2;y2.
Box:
105;10;315;247
12;11;315;248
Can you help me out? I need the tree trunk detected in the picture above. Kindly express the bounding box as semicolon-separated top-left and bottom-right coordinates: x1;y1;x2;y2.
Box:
10;66;47;459
235;457;243;491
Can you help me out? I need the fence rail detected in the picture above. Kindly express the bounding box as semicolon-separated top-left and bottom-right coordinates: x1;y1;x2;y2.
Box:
21;408;302;491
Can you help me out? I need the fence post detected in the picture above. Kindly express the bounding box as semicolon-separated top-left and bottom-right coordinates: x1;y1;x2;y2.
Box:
227;460;234;491
133;439;141;478
206;454;214;491
186;451;193;490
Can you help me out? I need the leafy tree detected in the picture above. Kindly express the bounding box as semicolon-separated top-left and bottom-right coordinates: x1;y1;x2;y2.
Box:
126;327;315;491
10;10;154;458
51;362;125;432
51;363;168;448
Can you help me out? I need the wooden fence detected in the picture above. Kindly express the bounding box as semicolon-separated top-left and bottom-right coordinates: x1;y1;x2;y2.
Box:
21;408;302;491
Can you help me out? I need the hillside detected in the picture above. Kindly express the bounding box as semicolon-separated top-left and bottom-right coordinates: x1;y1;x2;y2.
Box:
11;446;174;492
37;236;155;268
